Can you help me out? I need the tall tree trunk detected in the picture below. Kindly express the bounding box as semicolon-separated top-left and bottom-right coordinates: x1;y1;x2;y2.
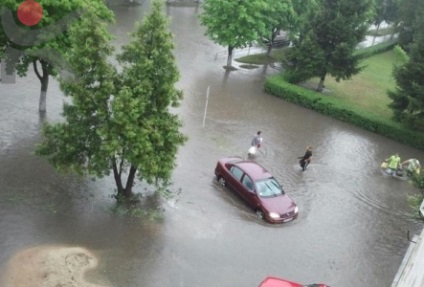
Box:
372;22;381;46
124;165;137;198
376;22;381;34
33;60;49;113
266;42;273;56
226;46;234;67
316;73;326;92
112;161;124;196
266;29;278;56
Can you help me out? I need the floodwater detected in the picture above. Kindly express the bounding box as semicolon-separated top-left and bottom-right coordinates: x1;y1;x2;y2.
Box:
0;1;423;287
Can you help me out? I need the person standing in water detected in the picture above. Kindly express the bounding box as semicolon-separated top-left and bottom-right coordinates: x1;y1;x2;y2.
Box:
385;153;401;175
251;131;263;148
248;131;263;156
299;146;313;171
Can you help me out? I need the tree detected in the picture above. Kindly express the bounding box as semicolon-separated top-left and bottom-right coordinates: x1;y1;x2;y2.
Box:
396;0;421;50
408;169;424;220
199;0;268;67
36;0;187;199
290;0;318;36
261;0;296;56
284;0;373;92
372;0;398;33
388;5;424;130
0;0;113;112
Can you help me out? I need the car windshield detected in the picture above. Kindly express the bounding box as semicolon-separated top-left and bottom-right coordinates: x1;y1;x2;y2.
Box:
256;178;284;198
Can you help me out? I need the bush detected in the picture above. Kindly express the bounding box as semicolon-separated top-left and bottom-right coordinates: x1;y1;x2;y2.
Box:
264;75;424;150
355;40;398;59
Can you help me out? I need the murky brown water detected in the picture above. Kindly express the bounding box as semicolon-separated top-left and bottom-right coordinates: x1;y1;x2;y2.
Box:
0;1;423;287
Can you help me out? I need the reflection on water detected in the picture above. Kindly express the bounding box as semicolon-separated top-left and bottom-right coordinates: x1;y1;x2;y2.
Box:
0;2;423;287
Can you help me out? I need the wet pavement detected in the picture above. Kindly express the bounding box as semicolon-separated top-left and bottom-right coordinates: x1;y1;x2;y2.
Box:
0;1;423;287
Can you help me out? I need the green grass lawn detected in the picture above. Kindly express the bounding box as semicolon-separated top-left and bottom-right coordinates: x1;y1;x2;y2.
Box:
235;47;288;64
237;47;399;119
304;50;398;118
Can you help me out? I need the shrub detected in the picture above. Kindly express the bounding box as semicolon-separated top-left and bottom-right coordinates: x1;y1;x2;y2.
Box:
264;75;424;150
355;40;398;59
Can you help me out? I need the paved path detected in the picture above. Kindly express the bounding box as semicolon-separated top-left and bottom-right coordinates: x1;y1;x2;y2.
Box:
391;225;424;287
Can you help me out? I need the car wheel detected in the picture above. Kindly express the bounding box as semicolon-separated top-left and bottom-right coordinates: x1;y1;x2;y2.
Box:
256;209;265;220
217;176;226;187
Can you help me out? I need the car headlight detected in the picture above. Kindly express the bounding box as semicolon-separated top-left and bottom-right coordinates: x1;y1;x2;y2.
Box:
269;212;280;219
294;206;299;214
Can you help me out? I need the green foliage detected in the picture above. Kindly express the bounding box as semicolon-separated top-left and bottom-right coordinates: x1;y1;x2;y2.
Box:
199;0;269;65
389;1;424;130
36;0;187;198
372;0;398;27
0;0;114;79
406;193;424;219
36;11;116;176
393;44;409;64
285;0;373;90
116;0;187;185
355;40;397;59
264;75;424;150
303;49;397;118
407;173;424;218
388;7;424;130
290;0;318;35
396;0;422;50
200;0;268;48
261;0;296;47
0;0;113;112
235;47;289;65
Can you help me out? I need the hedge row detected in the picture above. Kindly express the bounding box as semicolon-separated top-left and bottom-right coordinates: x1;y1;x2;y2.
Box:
355;40;398;59
264;75;424;150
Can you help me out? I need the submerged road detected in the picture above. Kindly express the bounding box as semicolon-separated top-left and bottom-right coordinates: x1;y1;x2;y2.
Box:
0;1;423;287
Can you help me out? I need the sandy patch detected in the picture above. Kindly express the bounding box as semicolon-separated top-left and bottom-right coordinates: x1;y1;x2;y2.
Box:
3;245;110;287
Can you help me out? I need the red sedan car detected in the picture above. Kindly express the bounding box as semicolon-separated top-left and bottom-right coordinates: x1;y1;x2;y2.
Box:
214;157;298;223
259;276;330;287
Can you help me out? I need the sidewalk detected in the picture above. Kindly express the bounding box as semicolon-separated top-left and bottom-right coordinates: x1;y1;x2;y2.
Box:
391;227;424;287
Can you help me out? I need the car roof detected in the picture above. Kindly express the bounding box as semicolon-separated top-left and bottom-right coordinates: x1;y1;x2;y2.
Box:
258;276;303;287
234;160;273;181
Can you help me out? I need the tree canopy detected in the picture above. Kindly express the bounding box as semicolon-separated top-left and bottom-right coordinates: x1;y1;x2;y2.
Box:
396;0;422;50
261;0;296;55
200;0;268;67
372;0;398;31
388;4;424;130
36;0;187;199
284;0;373;92
0;0;113;112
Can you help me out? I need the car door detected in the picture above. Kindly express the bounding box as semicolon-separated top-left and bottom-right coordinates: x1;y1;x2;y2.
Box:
226;165;244;193
240;174;261;208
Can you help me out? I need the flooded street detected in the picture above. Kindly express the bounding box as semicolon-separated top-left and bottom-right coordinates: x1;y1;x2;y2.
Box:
0;1;423;287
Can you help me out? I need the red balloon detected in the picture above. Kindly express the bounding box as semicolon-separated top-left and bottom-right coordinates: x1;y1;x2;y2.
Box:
17;0;43;26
